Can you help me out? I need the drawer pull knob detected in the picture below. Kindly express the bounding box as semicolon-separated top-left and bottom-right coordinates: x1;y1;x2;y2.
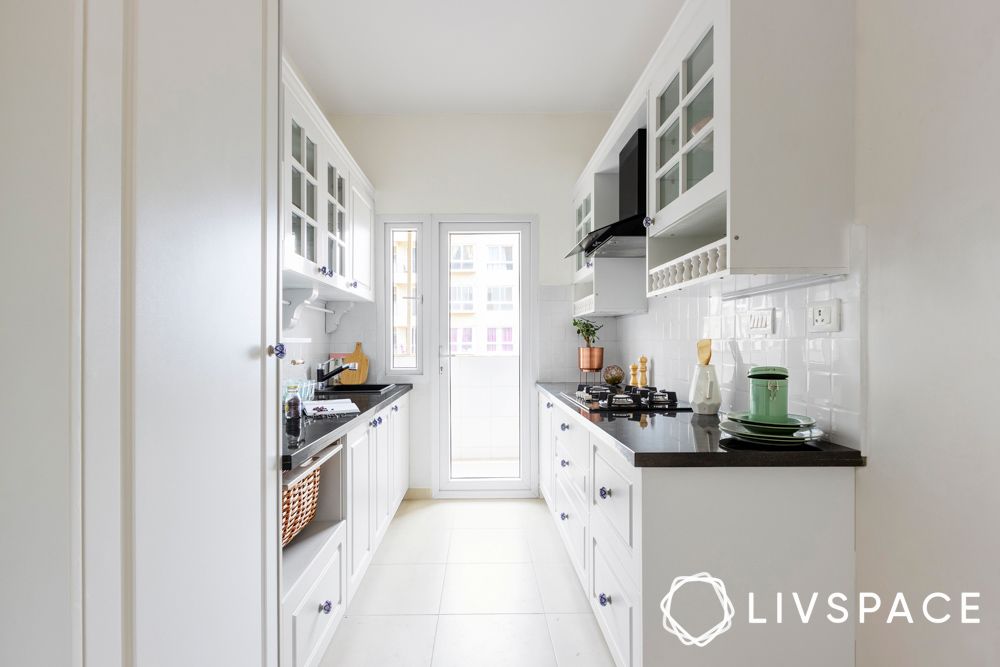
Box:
560;512;569;521
319;600;333;614
599;486;612;499
560;459;569;468
392;405;399;413
599;593;611;607
377;416;383;425
560;423;569;431
546;402;553;409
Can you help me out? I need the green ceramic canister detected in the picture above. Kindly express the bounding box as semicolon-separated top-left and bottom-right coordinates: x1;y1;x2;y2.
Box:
747;366;789;423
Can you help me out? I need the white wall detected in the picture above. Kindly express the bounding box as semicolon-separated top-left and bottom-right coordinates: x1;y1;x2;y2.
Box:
855;2;1000;664
330;113;611;287
323;114;611;489
0;2;78;665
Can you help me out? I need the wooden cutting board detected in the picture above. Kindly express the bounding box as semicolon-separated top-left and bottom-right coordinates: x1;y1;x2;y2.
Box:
335;342;369;385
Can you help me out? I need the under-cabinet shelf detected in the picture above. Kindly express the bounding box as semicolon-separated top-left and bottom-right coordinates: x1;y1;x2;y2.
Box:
647;238;728;296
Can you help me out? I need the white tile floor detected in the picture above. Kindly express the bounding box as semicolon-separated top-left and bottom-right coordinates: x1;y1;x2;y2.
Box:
320;499;615;667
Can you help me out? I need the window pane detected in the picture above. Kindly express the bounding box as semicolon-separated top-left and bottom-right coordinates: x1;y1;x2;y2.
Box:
291;122;303;164
390;228;419;371
685;28;714;94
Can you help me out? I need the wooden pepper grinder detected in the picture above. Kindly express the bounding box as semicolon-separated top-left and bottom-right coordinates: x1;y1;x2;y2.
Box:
638;356;648;388
629;363;639;387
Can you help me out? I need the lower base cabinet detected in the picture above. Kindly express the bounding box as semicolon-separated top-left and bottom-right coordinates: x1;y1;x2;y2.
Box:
538;387;856;667
282;393;410;667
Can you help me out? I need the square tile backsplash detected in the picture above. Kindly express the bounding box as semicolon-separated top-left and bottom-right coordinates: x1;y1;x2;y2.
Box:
542;229;867;450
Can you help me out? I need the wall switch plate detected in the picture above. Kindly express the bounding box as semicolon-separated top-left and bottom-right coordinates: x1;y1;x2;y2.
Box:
808;298;842;333
749;308;774;335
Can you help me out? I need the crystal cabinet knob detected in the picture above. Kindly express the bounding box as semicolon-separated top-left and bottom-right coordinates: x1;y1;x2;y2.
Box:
349;280;358;288
599;486;611;499
319;600;332;615
377;416;383;425
560;423;569;431
267;343;286;359
371;419;378;428
598;593;611;607
560;512;569;521
642;216;654;229
546;402;553;409
560;459;569;468
392;405;399;413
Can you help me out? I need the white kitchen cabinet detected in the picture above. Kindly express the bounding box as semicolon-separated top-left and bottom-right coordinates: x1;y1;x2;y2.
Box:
283;62;375;303
349;176;375;299
390;394;410;507
538;393;554;503
346;425;373;597
643;0;854;293
372;408;392;541
537;386;855;667
570;0;853;302
282;393;410;665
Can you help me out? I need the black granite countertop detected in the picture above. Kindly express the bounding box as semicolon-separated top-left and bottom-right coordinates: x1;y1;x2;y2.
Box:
538;383;865;468
282;384;412;470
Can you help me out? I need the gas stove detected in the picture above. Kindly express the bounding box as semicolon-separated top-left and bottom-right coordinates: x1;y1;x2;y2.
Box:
560;384;692;413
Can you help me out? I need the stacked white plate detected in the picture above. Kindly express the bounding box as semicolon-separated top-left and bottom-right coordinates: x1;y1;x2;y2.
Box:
719;411;822;446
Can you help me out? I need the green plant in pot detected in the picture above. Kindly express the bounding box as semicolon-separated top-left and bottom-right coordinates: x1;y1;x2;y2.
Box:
573;317;604;372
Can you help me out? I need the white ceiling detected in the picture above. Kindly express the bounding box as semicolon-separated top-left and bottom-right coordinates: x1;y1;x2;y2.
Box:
284;0;686;115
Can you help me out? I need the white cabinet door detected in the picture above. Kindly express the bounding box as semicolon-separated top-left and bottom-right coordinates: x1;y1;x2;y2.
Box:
347;425;372;596
284;93;326;276
373;409;392;541
349;178;374;297
391;396;410;507
538;392;554;504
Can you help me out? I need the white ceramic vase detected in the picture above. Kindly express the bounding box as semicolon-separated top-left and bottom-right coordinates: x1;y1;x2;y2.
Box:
688;364;722;415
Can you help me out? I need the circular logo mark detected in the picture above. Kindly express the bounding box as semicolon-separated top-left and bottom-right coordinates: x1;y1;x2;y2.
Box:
660;572;735;647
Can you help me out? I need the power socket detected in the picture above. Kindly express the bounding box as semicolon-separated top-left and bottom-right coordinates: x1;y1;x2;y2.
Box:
808;298;842;333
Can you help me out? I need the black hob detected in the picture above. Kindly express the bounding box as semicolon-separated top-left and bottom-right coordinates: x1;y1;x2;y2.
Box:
560;384;692;413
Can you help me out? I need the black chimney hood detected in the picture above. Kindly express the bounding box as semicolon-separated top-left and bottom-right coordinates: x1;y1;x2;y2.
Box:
565;128;648;259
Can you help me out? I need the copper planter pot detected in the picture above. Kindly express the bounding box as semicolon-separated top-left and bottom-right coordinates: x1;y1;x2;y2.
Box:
578;346;604;372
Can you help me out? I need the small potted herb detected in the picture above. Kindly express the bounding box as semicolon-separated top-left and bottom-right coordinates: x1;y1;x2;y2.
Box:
573;317;604;371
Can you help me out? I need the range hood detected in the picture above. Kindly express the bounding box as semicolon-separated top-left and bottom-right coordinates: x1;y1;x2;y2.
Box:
565;128;648;259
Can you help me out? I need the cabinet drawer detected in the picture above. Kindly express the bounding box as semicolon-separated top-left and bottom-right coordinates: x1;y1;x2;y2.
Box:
292;541;345;667
555;436;587;506
592;451;636;551
554;476;587;585
591;536;637;667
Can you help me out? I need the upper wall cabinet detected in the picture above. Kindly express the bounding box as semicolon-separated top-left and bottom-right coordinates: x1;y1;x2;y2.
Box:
571;176;647;317
283;62;375;302
643;0;854;294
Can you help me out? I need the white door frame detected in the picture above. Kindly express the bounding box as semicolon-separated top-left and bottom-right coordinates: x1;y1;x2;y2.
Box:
431;215;540;498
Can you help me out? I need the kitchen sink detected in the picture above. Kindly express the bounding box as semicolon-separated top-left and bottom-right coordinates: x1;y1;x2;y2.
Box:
315;383;397;395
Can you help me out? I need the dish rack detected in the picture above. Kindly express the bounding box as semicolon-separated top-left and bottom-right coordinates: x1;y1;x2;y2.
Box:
648;239;728;296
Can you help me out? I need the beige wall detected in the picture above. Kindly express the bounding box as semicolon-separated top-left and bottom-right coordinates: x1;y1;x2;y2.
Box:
328;113;612;286
0;2;77;665
855;1;1000;664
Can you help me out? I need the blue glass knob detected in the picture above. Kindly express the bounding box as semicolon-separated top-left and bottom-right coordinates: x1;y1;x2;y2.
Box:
560;512;568;521
642;216;654;229
599;593;611;607
319;600;332;614
560;459;569;468
269;343;286;359
599;486;610;499
560;423;569;431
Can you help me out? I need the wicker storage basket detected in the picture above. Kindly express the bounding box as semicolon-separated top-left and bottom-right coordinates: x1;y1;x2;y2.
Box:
281;466;321;547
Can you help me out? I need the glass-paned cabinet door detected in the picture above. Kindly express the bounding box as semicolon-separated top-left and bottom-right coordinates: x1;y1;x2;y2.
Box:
325;163;348;279
574;194;593;272
288;117;320;263
653;26;716;214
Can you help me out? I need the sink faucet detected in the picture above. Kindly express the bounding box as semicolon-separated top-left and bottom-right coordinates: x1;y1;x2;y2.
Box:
315;360;359;386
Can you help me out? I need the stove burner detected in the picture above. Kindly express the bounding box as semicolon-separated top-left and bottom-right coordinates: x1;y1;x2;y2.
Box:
607;393;638;408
